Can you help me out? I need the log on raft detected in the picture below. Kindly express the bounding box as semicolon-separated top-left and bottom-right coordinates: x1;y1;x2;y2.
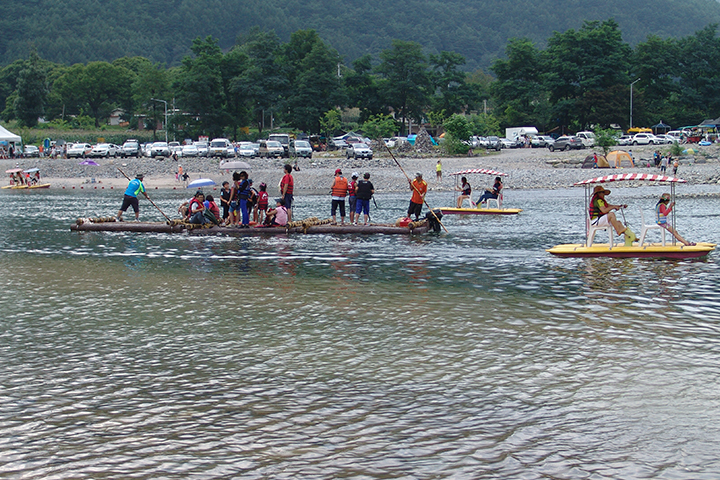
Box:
71;221;185;233
189;223;429;236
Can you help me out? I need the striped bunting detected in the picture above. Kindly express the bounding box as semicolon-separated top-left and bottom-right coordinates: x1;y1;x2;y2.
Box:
450;169;508;176
574;174;686;186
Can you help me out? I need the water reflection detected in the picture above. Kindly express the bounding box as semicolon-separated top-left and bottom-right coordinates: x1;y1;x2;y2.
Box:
1;188;720;478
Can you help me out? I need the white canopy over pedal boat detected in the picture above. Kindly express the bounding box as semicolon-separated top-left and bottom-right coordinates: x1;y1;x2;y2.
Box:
547;173;715;258
439;169;522;215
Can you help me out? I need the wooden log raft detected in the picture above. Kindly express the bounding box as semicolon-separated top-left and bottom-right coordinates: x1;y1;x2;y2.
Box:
71;217;429;235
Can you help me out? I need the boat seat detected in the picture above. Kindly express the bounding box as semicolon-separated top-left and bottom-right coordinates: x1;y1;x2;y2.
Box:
587;218;614;247
486;193;502;209
638;207;666;246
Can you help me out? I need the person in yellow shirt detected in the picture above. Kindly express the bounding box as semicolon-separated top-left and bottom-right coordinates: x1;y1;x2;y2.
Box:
436;160;442;182
408;172;428;221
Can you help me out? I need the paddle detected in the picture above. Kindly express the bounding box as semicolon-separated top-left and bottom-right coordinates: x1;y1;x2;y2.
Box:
117;168;172;222
383;143;449;233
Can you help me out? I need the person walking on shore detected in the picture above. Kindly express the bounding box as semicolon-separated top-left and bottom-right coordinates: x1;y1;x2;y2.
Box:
436;160;442;182
330;168;348;225
117;173;149;221
280;164;294;223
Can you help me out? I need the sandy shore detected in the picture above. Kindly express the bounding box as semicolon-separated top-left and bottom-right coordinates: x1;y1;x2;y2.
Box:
4;143;720;193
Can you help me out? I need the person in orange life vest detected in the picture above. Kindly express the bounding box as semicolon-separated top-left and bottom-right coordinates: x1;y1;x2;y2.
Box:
348;172;358;224
655;193;694;246
408;172;427;221
330;168;349;224
589;185;636;245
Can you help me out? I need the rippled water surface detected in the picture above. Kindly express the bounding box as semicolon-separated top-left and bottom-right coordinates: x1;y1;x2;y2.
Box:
2;186;720;479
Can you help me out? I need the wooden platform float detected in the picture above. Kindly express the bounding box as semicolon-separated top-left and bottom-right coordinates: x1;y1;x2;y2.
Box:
71;218;430;235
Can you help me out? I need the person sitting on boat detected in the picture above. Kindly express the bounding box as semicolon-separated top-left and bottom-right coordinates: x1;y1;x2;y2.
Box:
264;198;288;227
188;191;208;224
456;177;471;208
476;176;503;207
203;194;221;225
589;185;636;245
32;171;40;185
656;193;695;246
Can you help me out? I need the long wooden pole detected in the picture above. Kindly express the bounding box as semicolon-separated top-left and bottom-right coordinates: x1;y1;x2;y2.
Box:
117;168;172;222
384;144;449;233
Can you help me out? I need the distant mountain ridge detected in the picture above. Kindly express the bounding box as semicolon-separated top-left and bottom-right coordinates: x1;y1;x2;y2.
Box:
5;0;720;70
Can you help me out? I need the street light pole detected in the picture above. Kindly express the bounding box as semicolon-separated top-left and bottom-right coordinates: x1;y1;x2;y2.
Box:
629;78;640;130
150;98;168;143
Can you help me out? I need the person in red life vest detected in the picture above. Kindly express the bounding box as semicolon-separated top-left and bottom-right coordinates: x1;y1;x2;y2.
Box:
589;185;636;245
348;172;358;224
330;168;348;225
408;172;427;221
256;182;269;225
655;193;695;246
280;164;294;223
204;194;221;225
187;191;207;224
265;197;288;226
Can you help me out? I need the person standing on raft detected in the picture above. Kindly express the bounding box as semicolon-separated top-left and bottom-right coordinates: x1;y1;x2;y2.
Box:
117;173;149;221
408;172;427;221
330;168;348;225
589;185;636;246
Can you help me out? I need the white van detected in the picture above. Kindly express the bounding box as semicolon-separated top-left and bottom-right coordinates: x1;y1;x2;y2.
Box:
575;131;596;147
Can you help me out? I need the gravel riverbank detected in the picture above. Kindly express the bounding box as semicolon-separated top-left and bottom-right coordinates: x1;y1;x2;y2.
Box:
4;143;720;193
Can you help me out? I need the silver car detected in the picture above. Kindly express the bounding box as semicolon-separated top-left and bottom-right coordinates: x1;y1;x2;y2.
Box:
289;140;313;158
346;142;373;159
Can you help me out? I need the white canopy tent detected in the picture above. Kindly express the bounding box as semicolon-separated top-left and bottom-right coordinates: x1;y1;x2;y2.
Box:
0;125;22;150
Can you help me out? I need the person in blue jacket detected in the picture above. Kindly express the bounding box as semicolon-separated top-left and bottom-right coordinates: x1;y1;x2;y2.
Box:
117;173;150;221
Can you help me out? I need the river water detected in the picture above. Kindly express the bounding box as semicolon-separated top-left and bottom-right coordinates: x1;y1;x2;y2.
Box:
2;185;720;479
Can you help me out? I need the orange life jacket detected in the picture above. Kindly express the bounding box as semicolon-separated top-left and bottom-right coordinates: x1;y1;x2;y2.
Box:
332;176;348;197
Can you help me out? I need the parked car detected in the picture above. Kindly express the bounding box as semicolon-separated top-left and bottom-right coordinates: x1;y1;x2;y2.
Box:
654;134;675;144
181;144;199;157
499;137;522;148
631;133;660;145
150;141;170;158
209;138;234;158
666;130;684;142
617;135;633;146
485;136;503;151
531;135;555;148
66;143;93;158
168;141;183;154
268;133;291;157
258;140;284;158
195;141;209;157
237;142;256;158
575;131;596;147
120;140;141;157
289;139;313;158
328;138;347;150
249;142;260;156
90;143;118;157
23;145;40;157
346;142;373;159
548;136;584;151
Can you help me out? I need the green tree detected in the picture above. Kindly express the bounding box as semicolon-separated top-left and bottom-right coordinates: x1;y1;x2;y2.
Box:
443;114;472;141
320;109;341;138
428;51;480;115
376;40;430;134
280;30;346;133
594;127;619;156
131;60;170;139
676;25;720;125
54;61;133;127
233;28;288;136
490;38;549;130
544;20;632;129
174;36;227;138
344;54;386;123
13;50;48;127
361;113;398;140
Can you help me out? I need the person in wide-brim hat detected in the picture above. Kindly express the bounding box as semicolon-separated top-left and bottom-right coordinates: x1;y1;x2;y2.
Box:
589;183;636;244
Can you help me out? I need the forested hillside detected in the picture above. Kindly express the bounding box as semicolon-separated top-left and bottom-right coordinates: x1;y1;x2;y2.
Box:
4;0;720;70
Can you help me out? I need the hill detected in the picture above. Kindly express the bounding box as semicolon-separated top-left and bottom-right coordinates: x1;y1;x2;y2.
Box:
4;0;720;70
